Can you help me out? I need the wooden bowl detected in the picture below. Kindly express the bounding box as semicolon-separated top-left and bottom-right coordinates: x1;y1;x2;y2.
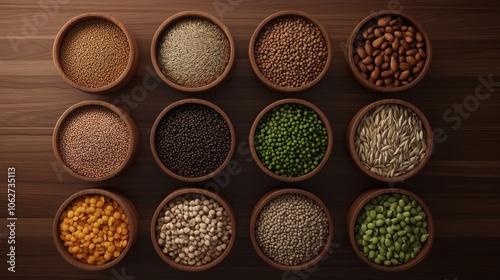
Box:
248;10;332;93
346;188;434;271
249;99;333;182
151;11;235;93
52;100;139;181
53;188;139;271
150;98;236;182
347;99;433;182
345;10;432;93
150;187;236;271
53;12;139;94
249;188;334;270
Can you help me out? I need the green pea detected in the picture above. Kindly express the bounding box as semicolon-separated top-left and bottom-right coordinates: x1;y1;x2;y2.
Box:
374;257;382;265
403;211;411;217
397;213;405;221
387;227;394;235
368;244;377;250
367;223;375;229
391;218;399;224
369;210;377;219
377;254;386;262
383;260;392;266
387;210;394;218
379;227;387;234
356;239;363;247
385;218;392;226
397;230;406;237
394;242;401;252
404;254;411;263
376;219;385;227
396;205;403;213
420;234;429;242
398;199;406;208
375;205;384;213
391;224;401;231
386;251;393;260
369;250;377;259
388;197;397;203
415;215;423;221
403;205;412;212
413;227;420;235
376;213;385;219
391;258;399;265
384;238;392;247
363;235;371;241
363;246;369;254
423;221;428;228
371;236;379;244
379;246;386;255
383;201;391;208
365;229;373;236
399;251;405;260
361;224;367;233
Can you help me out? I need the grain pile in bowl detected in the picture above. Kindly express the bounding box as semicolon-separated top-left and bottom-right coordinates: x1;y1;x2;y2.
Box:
352;15;427;88
255;16;327;88
255;193;329;266
58;105;130;178
155;103;231;178
58;194;130;265
157;18;230;88
60;19;130;88
155;194;232;266
254;103;328;177
354;104;426;177
354;193;429;266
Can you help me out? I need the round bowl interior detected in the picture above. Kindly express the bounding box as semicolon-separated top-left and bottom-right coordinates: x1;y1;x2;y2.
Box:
150;98;236;182
52;188;139;271
249;188;334;270
346;188;434;271
52;100;139;182
249;98;333;182
150;11;235;93
347;99;433;182
345;10;432;93
53;12;138;94
248;10;332;93
150;187;236;271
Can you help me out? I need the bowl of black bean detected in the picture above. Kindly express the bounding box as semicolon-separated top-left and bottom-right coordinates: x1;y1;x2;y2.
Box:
150;99;236;182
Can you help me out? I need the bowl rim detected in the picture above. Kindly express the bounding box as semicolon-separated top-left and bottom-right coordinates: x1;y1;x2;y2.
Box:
52;100;139;182
150;187;236;271
249;188;334;270
346;99;433;182
150;98;236;182
52;188;139;271
345;10;432;93
346;188;435;271
52;12;139;94
248;10;333;93
249;98;333;182
150;10;235;93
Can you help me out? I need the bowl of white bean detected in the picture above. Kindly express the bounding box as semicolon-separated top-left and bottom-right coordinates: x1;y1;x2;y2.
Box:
150;187;236;271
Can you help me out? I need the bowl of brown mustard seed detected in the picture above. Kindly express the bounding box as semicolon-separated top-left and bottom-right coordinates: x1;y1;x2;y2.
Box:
249;11;332;93
151;11;235;93
52;100;139;181
347;99;433;182
53;13;139;94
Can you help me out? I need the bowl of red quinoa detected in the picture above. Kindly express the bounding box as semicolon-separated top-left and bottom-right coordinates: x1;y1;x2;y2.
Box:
53;13;139;94
150;99;236;182
151;11;235;93
249;11;333;93
52;100;139;181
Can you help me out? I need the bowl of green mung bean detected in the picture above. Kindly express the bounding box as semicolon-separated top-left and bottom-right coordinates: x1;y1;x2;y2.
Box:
249;99;333;182
151;11;235;93
347;99;433;182
347;188;434;271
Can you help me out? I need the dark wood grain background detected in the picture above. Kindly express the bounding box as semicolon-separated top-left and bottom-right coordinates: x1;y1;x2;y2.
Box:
1;0;500;279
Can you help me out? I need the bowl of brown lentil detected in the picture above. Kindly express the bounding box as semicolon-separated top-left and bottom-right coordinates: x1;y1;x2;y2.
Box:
150;98;235;182
250;188;334;270
347;99;433;182
347;188;434;271
53;188;139;271
52;100;139;181
249;99;333;182
53;12;139;94
151;11;235;93
249;11;332;93
151;187;236;271
346;10;432;93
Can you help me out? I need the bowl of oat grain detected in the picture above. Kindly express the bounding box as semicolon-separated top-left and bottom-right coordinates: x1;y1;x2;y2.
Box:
347;99;433;182
151;11;235;93
53;13;139;94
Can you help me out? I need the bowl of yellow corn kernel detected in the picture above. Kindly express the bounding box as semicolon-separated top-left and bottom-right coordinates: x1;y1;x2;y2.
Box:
53;188;139;270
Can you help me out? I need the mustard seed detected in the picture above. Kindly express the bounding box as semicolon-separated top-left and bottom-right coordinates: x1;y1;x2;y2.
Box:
60;19;130;88
157;18;230;88
58;105;131;178
255;16;328;87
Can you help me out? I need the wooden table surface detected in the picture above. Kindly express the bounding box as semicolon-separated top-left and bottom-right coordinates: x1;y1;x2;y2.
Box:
1;0;500;279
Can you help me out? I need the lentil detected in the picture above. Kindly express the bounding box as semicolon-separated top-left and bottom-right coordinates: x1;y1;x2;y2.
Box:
156;194;232;266
254;103;328;177
353;15;427;88
354;193;429;266
157;18;230;88
354;104;426;177
155;103;231;178
58;105;131;178
59;194;130;265
60;19;130;88
255;193;329;266
255;16;328;87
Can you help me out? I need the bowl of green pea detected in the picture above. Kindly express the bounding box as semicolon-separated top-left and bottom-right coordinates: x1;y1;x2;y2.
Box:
347;188;434;271
249;99;333;182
